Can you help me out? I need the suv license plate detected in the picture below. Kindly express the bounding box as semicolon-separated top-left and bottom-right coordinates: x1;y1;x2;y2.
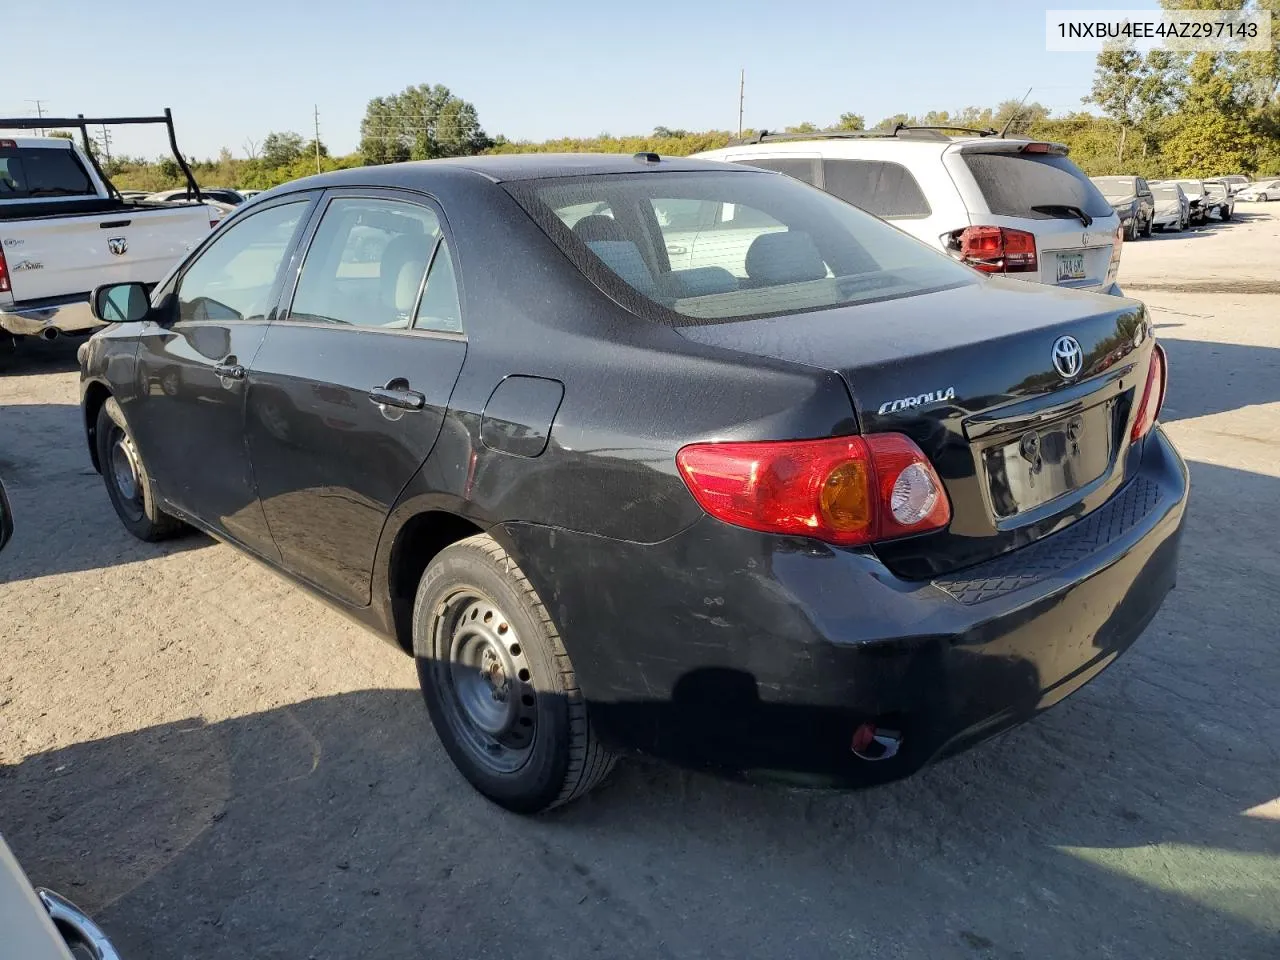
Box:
1056;252;1086;282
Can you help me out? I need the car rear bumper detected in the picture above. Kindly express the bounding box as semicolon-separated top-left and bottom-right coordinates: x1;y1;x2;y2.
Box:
501;426;1188;787
0;294;103;337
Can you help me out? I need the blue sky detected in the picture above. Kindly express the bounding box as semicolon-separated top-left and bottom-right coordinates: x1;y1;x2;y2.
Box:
6;0;1162;160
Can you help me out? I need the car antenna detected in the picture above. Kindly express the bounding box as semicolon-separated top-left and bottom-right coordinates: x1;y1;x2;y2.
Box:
999;87;1034;138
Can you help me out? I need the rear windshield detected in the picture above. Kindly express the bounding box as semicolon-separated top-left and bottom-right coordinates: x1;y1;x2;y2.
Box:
1152;185;1180;198
505;170;975;323
1176;180;1204;194
963;152;1113;220
0;146;95;200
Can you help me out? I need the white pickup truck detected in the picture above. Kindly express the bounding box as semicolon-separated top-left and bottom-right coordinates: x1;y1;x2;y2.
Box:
1;114;214;346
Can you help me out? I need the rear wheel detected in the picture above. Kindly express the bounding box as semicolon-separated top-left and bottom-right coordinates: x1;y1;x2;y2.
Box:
413;534;616;813
95;397;184;541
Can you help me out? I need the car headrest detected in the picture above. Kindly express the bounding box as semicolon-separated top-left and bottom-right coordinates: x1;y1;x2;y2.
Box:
573;214;627;243
745;231;827;286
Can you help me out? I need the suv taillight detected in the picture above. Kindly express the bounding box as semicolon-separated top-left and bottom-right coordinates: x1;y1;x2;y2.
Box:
676;433;951;546
0;244;10;294
944;226;1038;274
1131;342;1167;441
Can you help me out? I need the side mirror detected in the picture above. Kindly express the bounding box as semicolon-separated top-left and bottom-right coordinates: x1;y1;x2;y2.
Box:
0;481;12;552
91;282;150;324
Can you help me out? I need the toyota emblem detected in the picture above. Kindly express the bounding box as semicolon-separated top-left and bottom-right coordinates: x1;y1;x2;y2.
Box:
1052;335;1084;379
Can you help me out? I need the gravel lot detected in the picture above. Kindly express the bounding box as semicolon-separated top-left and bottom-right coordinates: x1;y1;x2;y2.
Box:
2;208;1278;960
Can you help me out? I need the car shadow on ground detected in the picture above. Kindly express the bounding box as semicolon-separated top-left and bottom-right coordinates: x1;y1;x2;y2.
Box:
0;402;211;585
1;461;1275;960
0;335;84;377
1156;337;1280;422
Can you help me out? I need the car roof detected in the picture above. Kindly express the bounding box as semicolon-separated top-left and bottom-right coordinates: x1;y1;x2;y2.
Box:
284;154;751;190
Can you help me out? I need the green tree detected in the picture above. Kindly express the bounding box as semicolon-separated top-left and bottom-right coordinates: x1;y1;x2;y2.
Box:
1162;52;1267;174
785;121;819;133
835;112;865;131
262;131;305;168
992;99;1051;135
359;84;491;165
873;113;910;131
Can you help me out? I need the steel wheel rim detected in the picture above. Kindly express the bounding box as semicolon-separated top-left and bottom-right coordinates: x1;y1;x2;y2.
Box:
434;590;537;774
109;432;144;521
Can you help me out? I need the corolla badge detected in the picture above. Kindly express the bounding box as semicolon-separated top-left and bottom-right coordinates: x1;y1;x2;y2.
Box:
877;386;956;415
107;237;128;256
1052;335;1084;379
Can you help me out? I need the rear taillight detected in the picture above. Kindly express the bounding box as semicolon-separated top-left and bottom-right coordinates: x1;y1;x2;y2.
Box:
675;433;951;546
944;226;1038;274
1131;342;1167;441
0;244;10;294
1107;225;1124;283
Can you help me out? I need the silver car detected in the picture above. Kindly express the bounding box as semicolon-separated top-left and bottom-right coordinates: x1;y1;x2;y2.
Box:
1150;183;1190;231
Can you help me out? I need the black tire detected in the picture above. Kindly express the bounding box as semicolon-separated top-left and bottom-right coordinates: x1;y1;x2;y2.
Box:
1221;208;1232;221
1260;193;1270;202
413;533;616;813
95;397;184;541
1125;219;1139;241
1141;215;1153;238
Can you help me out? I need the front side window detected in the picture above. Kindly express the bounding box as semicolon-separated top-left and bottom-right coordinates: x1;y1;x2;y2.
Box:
290;198;443;329
730;157;819;186
821;159;931;218
176;201;306;323
510;170;974;323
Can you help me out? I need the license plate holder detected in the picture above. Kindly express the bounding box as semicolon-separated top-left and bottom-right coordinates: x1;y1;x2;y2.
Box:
1056;251;1087;282
982;403;1113;518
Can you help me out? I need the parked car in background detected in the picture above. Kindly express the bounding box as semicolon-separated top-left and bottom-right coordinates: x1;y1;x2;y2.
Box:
694;129;1125;296
1150;183;1189;231
1;113;215;346
1202;180;1234;220
238;188;264;200
1090;175;1154;240
1157;179;1209;225
80;154;1185;813
1214;174;1249;195
1237;178;1280;202
147;187;245;206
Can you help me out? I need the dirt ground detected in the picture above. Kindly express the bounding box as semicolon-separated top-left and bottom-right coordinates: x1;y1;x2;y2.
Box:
2;207;1278;960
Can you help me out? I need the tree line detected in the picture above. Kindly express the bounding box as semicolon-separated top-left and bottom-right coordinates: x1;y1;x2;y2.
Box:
102;1;1278;195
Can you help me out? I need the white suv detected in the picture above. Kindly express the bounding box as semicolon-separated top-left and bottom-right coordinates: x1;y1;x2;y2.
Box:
694;129;1124;296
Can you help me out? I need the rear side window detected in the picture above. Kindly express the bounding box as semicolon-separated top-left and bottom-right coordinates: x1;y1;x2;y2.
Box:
291;197;443;329
821;159;931;218
729;157;818;186
963;153;1112;220
0;146;95;199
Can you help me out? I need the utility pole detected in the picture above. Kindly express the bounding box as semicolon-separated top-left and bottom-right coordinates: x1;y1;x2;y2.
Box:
25;99;48;136
98;124;113;167
314;105;322;174
738;69;745;139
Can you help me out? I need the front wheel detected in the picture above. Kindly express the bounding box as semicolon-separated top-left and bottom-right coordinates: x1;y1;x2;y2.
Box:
1125;219;1139;241
1259;193;1269;202
1141;215;1153;238
413;534;616;813
95;397;184;541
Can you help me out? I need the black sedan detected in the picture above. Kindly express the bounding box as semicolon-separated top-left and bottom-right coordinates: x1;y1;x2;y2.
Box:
79;154;1188;812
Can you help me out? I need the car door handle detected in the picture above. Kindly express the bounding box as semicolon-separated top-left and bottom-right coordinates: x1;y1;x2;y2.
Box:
368;385;425;411
214;361;245;380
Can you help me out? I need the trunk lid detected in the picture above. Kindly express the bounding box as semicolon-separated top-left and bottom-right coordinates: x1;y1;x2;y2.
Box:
678;278;1154;578
0;204;209;302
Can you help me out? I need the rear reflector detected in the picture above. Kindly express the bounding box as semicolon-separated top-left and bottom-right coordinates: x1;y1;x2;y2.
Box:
675;433;951;546
0;139;15;149
1131;342;1167;441
945;226;1038;274
0;244;10;294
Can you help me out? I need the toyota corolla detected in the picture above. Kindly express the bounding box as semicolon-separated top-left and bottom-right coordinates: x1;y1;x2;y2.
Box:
78;155;1188;812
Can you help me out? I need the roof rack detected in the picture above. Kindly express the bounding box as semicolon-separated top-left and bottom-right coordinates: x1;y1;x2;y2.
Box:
0;108;201;201
730;123;1001;146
